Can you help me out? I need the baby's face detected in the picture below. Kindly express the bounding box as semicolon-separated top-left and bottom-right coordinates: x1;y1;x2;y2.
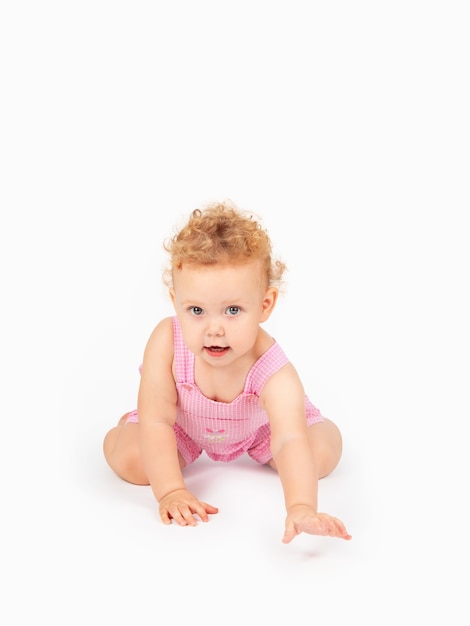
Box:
170;260;276;366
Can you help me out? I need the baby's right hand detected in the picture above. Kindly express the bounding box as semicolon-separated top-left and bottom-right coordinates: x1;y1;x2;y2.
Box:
159;488;219;527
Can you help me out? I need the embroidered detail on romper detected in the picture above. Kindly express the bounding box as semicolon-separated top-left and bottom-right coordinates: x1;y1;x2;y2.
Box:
203;428;226;443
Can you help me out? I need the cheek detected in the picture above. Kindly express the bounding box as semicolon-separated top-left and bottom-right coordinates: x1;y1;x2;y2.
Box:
178;321;195;342
234;318;259;340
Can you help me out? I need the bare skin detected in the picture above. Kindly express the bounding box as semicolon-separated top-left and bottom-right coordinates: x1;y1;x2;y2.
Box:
103;413;351;543
103;260;352;543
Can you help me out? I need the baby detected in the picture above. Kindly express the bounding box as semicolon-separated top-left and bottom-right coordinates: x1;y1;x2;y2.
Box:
103;200;351;543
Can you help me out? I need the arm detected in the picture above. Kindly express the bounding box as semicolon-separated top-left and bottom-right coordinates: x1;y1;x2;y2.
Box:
137;317;218;525
262;363;351;543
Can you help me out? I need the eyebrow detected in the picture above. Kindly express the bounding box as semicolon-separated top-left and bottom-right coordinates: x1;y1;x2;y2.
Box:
180;297;249;306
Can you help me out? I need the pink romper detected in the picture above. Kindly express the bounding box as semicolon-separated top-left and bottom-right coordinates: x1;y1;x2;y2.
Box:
126;316;324;466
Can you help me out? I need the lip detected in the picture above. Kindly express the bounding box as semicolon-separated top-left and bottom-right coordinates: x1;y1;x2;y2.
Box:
204;346;230;358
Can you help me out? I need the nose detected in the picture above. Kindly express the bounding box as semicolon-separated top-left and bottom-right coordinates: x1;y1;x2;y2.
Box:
206;317;224;337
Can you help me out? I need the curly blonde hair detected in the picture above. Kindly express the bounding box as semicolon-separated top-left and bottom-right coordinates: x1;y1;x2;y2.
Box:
163;200;286;289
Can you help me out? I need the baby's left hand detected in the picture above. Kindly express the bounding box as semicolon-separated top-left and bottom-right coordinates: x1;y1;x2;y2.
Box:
283;505;352;544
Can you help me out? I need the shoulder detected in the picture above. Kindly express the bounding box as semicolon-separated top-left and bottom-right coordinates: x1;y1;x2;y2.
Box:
139;317;178;413
143;316;175;365
259;360;306;412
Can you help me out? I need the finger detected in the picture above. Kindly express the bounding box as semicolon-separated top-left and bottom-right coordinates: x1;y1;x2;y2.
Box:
159;508;173;526
186;501;219;522
327;517;349;539
202;503;219;514
190;501;210;521
178;505;198;526
320;517;341;536
324;516;352;539
337;523;352;540
164;503;193;526
282;521;297;544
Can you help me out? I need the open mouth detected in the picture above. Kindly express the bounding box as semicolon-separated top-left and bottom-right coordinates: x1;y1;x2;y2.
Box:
205;346;230;357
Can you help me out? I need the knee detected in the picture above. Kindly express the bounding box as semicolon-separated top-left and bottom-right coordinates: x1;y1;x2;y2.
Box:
103;426;149;486
310;419;343;478
115;457;149;486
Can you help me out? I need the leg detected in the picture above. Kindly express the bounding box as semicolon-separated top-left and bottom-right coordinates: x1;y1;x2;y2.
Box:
103;413;186;485
305;417;343;478
103;413;149;484
268;417;343;478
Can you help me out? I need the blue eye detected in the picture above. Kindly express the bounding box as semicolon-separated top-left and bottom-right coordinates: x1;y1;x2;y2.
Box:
189;306;204;316
225;306;240;316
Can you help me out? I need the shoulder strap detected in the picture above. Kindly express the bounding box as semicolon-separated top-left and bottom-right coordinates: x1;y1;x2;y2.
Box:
244;341;289;396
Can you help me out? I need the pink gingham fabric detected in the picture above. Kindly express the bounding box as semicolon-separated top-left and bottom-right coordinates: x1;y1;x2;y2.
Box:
127;316;324;465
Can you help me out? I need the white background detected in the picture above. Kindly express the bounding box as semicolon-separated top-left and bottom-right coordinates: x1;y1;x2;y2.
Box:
1;1;469;624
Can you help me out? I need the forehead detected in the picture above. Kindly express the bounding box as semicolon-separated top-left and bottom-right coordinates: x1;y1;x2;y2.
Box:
173;260;265;296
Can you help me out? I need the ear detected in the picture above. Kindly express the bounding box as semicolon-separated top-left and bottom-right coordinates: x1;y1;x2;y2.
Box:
260;287;278;322
169;287;176;309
